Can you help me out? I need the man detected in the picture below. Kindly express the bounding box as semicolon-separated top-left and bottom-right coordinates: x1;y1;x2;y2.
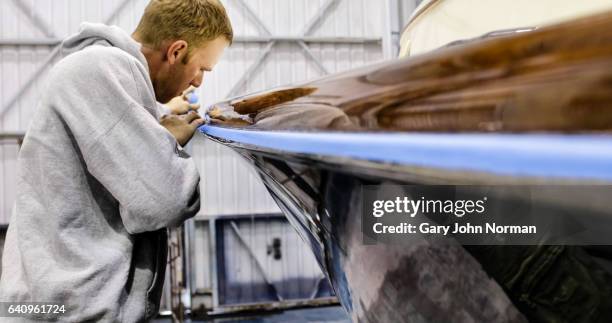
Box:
0;0;232;321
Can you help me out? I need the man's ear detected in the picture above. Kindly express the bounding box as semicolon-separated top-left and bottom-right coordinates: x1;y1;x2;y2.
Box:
166;40;188;65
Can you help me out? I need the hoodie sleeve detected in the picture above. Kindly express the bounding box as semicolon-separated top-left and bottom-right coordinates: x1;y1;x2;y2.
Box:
156;102;173;118
47;46;200;234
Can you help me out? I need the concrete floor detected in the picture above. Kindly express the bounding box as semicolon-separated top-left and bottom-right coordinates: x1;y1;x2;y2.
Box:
153;306;351;323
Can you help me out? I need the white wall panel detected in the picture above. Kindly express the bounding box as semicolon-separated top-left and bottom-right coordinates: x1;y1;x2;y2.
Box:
0;141;18;224
0;0;390;222
193;221;213;292
216;217;327;305
191;136;279;217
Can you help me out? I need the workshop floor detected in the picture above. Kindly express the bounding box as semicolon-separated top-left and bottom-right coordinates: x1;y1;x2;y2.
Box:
153;306;351;323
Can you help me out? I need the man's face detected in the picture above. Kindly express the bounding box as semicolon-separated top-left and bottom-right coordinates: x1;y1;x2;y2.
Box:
156;36;229;103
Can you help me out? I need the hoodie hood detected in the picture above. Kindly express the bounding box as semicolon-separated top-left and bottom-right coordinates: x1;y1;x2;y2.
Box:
62;22;149;72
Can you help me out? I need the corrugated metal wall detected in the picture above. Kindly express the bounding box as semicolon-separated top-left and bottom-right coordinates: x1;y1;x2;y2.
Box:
191;136;280;216
389;0;421;55
215;216;330;305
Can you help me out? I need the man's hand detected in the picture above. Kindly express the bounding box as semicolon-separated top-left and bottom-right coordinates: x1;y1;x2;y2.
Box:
165;87;200;115
160;111;205;146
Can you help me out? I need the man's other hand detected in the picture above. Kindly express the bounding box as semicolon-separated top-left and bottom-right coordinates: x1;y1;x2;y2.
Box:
165;87;200;115
160;111;205;146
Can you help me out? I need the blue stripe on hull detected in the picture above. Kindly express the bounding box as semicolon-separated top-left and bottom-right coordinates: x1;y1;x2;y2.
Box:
199;125;612;181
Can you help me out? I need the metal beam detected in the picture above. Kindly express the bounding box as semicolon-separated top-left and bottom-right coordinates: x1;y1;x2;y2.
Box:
0;0;134;119
226;41;276;98
301;0;341;36
225;1;345;97
0;36;382;46
0;39;61;46
237;35;380;44
309;276;327;299
0;131;25;140
296;0;341;77
234;0;272;36
103;0;135;26
207;297;339;316
382;0;396;59
185;218;196;311
0;36;381;47
11;0;58;38
297;41;329;75
209;218;220;309
229;221;284;301
0;45;62;119
224;0;274;98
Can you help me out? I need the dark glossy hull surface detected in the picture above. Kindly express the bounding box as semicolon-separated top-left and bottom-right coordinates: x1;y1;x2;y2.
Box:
199;127;612;323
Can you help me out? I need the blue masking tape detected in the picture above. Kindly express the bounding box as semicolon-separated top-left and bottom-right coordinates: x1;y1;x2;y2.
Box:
198;125;612;182
187;92;199;104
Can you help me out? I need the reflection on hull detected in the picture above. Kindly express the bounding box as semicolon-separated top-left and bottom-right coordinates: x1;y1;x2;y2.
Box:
242;152;524;322
199;129;612;322
208;11;612;134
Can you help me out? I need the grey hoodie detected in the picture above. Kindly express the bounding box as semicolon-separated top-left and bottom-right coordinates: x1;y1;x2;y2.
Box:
0;23;200;322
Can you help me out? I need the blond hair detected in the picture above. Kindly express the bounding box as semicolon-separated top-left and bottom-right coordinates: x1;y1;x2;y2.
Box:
134;0;233;54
